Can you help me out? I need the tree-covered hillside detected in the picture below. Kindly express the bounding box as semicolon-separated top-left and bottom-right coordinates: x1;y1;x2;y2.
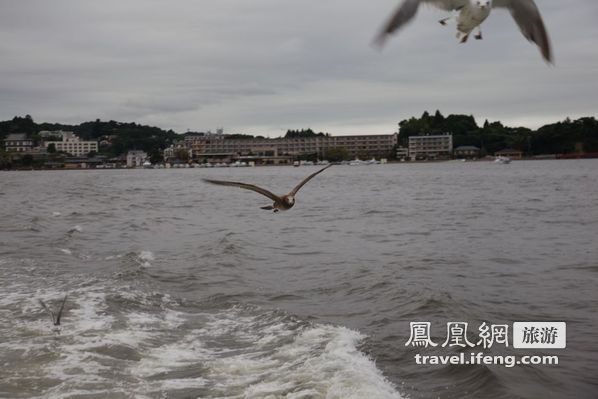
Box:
0;116;180;157
398;111;598;155
2;112;597;158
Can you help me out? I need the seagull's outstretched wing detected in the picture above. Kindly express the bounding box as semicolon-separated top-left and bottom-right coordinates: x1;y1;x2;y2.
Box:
374;0;468;45
39;295;67;325
493;0;552;63
375;0;422;46
203;179;282;202
39;299;56;324
55;295;67;326
289;164;332;196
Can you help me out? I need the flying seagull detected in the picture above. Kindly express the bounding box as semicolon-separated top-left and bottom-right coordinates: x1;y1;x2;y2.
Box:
39;295;68;326
375;0;552;63
203;164;332;212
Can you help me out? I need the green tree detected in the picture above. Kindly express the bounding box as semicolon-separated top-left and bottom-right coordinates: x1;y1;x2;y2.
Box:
21;154;34;167
285;128;328;138
149;148;163;164
91;119;102;138
47;143;56;153
323;147;350;162
174;148;189;162
297;152;318;162
0;149;10;169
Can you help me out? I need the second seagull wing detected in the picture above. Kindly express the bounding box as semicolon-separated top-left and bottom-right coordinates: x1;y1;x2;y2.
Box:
289;164;333;196
493;0;552;62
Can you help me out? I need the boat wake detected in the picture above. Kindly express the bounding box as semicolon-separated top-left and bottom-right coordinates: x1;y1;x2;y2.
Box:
0;266;403;399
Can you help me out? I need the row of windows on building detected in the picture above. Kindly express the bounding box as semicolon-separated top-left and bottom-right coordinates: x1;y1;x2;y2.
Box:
184;134;398;156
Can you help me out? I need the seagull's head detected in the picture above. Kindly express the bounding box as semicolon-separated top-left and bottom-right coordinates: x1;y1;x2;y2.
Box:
475;0;491;10
284;196;295;206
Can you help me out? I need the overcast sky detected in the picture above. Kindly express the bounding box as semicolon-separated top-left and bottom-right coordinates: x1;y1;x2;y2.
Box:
1;0;597;136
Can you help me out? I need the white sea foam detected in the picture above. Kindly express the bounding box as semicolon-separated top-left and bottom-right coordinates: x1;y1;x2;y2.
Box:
68;290;115;332
209;323;404;399
69;225;83;233
133;334;213;377
59;248;72;255
51;212;61;217
1;281;404;398
132;307;404;398
136;250;155;267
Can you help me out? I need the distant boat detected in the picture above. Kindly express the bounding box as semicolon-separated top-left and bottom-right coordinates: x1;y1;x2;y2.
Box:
348;158;379;166
495;156;512;164
142;161;152;169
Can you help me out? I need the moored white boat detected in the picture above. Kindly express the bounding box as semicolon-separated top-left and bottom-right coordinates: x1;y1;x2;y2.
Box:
495;156;512;164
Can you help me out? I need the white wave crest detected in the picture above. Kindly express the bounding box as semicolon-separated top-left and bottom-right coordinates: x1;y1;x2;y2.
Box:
68;225;83;233
136;251;155;267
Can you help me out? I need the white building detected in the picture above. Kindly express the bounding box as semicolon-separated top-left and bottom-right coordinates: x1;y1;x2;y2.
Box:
126;150;148;168
408;133;453;160
44;132;98;156
39;130;66;139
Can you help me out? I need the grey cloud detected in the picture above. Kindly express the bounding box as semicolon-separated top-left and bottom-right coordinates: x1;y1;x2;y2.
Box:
1;0;597;135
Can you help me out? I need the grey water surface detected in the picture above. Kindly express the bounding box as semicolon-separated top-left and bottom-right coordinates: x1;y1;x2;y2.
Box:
0;160;597;399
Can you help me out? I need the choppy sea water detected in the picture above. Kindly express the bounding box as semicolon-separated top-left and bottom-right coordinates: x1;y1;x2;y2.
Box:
0;160;597;399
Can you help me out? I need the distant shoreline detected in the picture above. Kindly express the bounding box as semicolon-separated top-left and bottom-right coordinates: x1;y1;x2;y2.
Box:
3;157;597;172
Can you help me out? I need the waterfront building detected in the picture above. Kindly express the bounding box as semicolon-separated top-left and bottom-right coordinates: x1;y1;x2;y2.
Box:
164;142;192;162
185;133;398;162
44;132;98;156
408;133;453;160
3;133;35;152
63;156;107;169
126;151;148;168
495;148;523;160
454;145;480;159
396;146;409;160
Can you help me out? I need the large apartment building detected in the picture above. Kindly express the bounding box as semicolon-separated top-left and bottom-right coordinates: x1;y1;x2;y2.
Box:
408;133;453;160
44;132;98;157
185;133;398;161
